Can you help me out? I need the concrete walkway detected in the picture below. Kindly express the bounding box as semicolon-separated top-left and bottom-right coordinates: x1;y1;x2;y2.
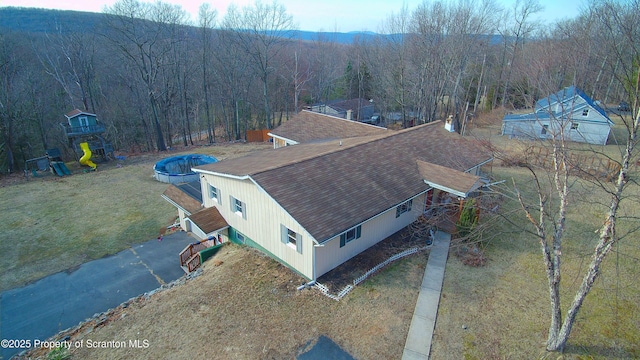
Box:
402;231;451;359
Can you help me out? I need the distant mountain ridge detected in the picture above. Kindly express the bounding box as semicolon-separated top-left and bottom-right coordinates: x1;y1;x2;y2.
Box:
0;7;106;33
0;7;381;44
0;7;504;45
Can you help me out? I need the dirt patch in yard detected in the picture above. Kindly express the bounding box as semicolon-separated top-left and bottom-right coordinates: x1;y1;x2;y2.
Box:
318;227;431;293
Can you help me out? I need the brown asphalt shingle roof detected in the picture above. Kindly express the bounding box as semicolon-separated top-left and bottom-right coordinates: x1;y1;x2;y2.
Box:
269;110;387;144
188;207;228;234
162;185;202;215
197;121;492;243
417;160;483;197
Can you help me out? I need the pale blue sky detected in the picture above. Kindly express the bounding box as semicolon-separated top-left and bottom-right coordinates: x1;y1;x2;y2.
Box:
0;0;586;32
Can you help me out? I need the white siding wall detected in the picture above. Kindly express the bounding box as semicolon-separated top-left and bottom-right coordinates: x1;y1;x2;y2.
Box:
314;193;426;279
566;121;610;145
502;120;548;139
199;173;314;279
189;220;208;239
178;208;188;231
503;117;610;145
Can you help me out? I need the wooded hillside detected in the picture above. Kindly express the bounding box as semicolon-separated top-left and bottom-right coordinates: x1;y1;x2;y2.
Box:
0;0;637;173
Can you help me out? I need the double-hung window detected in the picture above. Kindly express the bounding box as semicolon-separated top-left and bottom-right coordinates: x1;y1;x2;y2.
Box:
281;225;302;253
340;225;362;247
209;184;220;203
230;196;246;219
396;199;413;218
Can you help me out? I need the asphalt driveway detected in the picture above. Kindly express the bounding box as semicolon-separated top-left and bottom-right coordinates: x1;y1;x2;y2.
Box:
1;231;195;359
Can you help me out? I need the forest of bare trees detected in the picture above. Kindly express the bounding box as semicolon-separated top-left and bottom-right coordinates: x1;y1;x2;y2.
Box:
0;0;637;174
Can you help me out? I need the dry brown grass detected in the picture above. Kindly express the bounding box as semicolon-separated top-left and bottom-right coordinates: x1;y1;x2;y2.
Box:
6;123;640;359
33;244;426;360
431;166;640;359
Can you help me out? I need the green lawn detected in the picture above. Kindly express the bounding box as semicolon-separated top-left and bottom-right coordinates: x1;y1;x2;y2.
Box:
0;160;174;291
0;143;271;291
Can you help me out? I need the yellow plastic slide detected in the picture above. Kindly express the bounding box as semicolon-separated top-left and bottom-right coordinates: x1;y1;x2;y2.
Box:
79;142;97;170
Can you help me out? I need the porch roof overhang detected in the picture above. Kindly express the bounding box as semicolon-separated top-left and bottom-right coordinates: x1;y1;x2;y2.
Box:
188;206;229;235
417;160;483;198
162;184;203;215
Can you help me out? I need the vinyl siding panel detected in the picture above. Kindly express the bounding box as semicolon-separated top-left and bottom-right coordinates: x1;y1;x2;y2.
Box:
565;120;610;145
502;117;610;145
200;174;313;279
314;193;426;279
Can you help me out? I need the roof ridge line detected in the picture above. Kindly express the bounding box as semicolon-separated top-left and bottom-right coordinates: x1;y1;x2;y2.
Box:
299;109;387;130
251;120;444;176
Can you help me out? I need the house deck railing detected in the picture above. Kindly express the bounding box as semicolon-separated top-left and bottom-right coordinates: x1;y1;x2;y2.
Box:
179;239;217;273
62;123;106;137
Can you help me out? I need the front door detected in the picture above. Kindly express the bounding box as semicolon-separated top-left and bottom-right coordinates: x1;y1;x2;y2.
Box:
79;116;89;132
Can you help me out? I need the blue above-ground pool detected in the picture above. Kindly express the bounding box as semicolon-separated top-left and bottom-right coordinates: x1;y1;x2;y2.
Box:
154;154;218;184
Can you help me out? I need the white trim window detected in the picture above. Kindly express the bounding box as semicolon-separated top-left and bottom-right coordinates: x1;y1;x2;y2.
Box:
582;109;589;116
571;122;579;130
396;199;413;218
230;196;246;219
281;225;302;254
209;184;220;203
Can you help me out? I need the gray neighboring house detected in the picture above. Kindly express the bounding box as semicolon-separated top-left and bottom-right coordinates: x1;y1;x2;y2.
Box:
310;98;374;121
502;86;614;145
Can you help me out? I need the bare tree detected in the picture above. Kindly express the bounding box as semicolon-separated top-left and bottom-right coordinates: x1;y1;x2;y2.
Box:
103;0;190;151
507;0;640;351
223;0;296;129
198;3;217;144
288;47;313;114
496;0;542;108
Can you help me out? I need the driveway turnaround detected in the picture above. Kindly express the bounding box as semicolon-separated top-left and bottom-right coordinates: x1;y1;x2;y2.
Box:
1;232;195;359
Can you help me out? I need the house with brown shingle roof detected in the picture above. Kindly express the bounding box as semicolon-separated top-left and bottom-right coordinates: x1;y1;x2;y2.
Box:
269;110;387;148
309;98;375;121
161;113;493;280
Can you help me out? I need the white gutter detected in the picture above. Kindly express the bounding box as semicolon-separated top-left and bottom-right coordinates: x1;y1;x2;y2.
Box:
267;133;299;146
161;194;194;216
317;189;432;245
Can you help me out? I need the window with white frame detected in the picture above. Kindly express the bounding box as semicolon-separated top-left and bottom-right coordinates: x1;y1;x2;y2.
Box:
230;196;246;218
209;184;220;203
541;124;549;135
396;199;413;218
340;225;362;247
281;225;302;253
571;122;579;130
582;109;589;116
